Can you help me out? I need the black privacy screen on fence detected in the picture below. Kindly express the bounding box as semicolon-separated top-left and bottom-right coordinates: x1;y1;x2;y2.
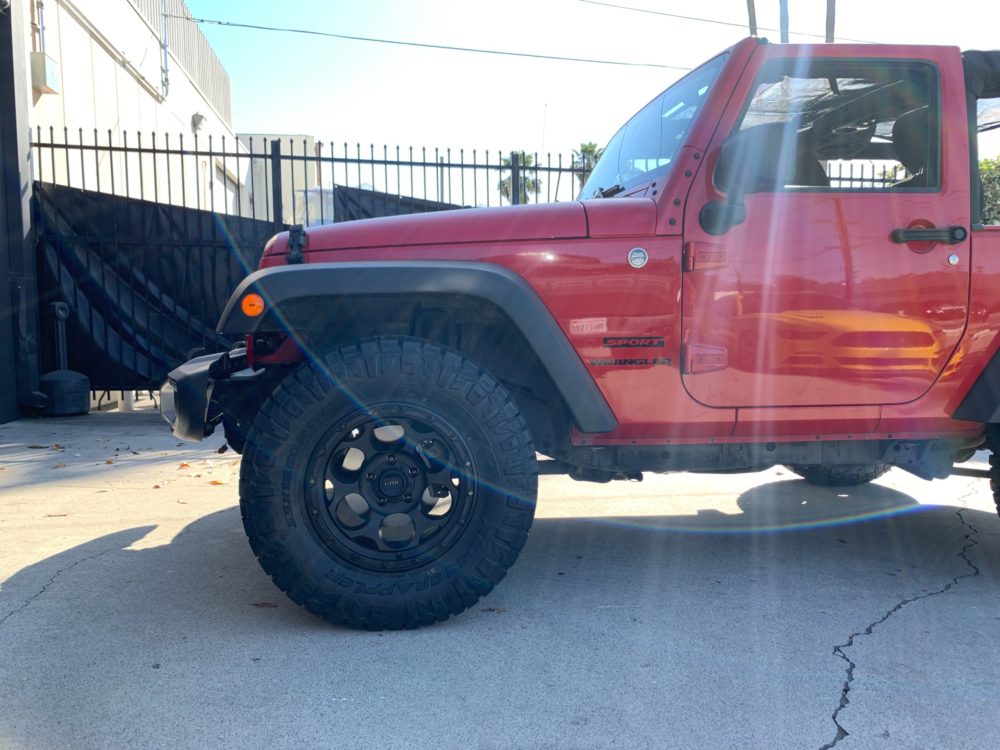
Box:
29;129;598;392
332;185;459;221
34;182;282;390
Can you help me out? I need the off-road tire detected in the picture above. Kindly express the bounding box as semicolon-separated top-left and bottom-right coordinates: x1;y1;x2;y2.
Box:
239;337;537;629
988;451;1000;520
785;463;891;487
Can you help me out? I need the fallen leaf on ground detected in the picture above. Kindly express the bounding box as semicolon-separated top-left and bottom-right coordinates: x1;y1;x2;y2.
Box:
45;513;68;517
105;459;113;464
251;602;278;608
482;607;506;614
178;462;191;469
208;480;225;485
53;463;65;469
152;484;161;489
51;444;64;451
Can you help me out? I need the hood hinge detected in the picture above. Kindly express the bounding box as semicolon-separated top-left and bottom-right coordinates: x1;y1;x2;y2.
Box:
286;224;307;264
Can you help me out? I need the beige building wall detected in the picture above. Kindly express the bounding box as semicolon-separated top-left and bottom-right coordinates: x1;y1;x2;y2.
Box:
24;0;246;214
238;134;317;225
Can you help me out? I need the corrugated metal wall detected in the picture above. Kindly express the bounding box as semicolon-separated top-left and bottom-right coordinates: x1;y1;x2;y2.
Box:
129;0;233;126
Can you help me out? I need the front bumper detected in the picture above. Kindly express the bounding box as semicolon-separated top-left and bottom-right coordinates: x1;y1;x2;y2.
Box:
160;348;250;441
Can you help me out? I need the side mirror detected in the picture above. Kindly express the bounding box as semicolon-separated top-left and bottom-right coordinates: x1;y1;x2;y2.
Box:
699;200;747;236
699;124;802;235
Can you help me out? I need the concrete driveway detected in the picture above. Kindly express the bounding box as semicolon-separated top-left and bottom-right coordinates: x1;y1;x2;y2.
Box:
1;407;999;749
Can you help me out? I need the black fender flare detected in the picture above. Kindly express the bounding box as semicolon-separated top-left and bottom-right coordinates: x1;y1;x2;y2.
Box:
217;261;618;433
953;345;1000;423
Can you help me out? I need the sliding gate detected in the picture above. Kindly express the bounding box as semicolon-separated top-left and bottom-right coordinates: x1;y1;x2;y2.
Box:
33;182;281;391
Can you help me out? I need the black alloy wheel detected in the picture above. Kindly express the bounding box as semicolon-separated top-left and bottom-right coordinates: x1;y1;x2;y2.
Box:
305;409;477;573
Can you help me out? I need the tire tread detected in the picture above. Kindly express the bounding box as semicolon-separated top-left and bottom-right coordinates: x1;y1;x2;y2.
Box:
786;462;891;487
239;336;537;630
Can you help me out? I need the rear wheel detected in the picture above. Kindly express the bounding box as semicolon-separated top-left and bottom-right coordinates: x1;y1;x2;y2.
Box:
239;337;537;629
786;463;891;487
989;451;1000;520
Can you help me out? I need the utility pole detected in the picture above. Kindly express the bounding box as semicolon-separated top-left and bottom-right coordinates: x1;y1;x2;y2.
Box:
779;0;789;43
746;0;757;36
825;0;836;42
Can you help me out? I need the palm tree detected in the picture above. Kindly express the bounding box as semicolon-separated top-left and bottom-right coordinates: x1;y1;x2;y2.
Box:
499;151;542;203
572;142;604;190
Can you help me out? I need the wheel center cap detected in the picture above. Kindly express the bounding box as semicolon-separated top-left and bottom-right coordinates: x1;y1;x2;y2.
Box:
378;470;407;498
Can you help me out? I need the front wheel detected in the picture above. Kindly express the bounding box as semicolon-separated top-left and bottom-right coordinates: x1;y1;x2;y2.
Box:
239;337;537;629
785;463;891;487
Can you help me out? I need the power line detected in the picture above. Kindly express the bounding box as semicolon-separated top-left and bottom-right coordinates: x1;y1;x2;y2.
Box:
576;0;879;45
167;14;693;70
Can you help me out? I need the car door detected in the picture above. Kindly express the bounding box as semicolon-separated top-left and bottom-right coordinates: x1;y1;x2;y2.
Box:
680;46;971;409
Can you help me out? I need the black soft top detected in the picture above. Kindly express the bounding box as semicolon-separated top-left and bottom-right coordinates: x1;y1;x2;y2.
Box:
964;50;1000;98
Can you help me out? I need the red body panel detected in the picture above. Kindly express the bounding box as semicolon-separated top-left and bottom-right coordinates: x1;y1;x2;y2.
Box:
297;201;587;250
262;39;995;448
680;43;973;414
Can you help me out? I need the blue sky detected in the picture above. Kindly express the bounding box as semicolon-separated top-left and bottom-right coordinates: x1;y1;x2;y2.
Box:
184;0;1000;158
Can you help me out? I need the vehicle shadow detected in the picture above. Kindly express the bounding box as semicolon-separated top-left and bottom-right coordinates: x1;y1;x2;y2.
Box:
1;477;996;635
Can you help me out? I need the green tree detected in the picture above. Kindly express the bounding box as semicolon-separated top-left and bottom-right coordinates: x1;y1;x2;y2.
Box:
499;151;542;203
982;157;1000;225
572;142;604;190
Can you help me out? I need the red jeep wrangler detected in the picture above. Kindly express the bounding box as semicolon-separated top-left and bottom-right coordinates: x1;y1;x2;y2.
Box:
162;38;1000;629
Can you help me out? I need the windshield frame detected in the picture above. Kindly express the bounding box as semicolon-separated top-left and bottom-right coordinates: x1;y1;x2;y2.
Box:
578;52;730;200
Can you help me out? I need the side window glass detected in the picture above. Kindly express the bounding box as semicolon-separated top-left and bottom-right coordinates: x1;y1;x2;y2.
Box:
733;60;939;191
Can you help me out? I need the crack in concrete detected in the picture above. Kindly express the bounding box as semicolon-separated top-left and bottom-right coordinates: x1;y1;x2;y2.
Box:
0;548;118;628
819;498;981;749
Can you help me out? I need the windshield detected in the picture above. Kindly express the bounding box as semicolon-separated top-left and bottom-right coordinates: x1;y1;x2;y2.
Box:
579;53;728;199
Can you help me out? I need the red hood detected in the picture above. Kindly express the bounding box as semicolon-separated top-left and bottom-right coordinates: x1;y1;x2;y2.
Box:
282;203;586;255
262;198;657;257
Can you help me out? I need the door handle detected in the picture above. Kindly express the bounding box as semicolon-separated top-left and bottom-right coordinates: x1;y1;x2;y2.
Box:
890;226;967;245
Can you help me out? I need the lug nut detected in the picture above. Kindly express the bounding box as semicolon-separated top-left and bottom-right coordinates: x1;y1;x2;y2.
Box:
404;495;412;502
366;472;376;481
387;455;396;464
409;467;419;477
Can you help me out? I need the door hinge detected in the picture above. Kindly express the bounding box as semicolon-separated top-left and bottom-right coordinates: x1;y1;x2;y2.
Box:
683;241;726;272
682;343;728;374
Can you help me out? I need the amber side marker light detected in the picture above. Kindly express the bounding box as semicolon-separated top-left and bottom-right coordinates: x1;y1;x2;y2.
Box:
241;293;265;317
